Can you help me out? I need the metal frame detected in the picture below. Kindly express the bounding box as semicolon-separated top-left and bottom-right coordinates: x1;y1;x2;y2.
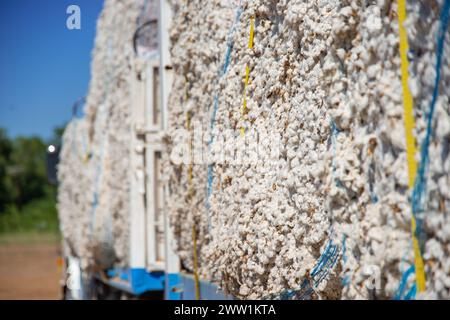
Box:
145;142;166;271
146;59;162;133
129;56;148;273
144;56;168;272
77;1;236;300
158;0;182;300
98;1;178;297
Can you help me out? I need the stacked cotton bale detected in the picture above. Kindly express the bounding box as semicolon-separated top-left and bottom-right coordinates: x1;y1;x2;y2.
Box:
165;0;450;299
163;0;238;279
205;0;339;299
58;0;146;270
323;0;413;299
58;117;94;266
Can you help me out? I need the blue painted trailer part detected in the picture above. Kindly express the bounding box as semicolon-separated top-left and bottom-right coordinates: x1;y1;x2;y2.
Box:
99;269;235;299
166;273;182;300
173;273;234;300
100;268;165;295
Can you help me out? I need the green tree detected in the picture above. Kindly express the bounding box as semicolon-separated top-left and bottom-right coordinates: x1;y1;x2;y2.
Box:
0;126;62;235
9;136;48;207
0;128;14;211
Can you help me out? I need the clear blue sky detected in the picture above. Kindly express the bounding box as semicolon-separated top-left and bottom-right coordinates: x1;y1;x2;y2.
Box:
0;0;104;140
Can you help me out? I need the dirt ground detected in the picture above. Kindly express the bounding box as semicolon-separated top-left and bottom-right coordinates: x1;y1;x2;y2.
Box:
0;242;62;299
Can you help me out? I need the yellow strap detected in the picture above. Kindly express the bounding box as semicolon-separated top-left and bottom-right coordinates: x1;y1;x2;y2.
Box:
185;78;198;298
240;66;250;137
397;0;426;293
83;153;90;164
192;225;201;300
244;65;250;89
185;80;194;197
186;112;193;188
411;216;426;291
184;74;189;102
398;0;417;186
241;17;255;137
248;16;255;49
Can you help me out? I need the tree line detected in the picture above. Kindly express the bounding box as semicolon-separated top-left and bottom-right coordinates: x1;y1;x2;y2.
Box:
0;127;63;234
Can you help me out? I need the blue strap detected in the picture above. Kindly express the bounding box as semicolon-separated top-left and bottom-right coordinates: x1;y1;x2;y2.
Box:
411;0;450;247
394;264;415;300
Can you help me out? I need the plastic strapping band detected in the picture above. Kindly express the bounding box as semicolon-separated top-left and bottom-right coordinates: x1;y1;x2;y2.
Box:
263;237;340;300
405;283;417;300
192;225;201;300
341;234;351;287
248;16;254;49
397;0;426;293
240;16;254;137
330;119;341;186
394;264;415;300
411;0;450;231
205;4;243;224
183;73;198;295
184;77;194;197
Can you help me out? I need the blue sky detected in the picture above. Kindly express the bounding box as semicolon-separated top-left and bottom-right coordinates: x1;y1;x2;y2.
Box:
0;0;104;140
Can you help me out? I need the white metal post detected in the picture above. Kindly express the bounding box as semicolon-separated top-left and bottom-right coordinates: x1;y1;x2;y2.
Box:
158;0;181;299
129;59;148;270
